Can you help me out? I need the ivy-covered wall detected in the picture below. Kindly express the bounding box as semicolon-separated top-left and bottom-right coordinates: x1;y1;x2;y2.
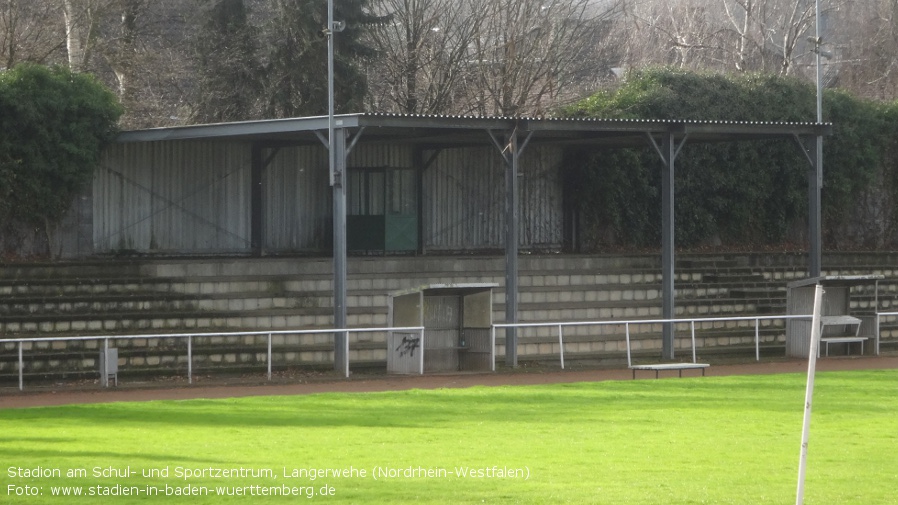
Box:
564;68;898;251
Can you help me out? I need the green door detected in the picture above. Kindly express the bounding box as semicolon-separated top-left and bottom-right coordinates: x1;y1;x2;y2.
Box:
347;168;417;253
385;168;417;252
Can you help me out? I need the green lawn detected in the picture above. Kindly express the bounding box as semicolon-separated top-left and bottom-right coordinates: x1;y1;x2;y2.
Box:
1;370;896;504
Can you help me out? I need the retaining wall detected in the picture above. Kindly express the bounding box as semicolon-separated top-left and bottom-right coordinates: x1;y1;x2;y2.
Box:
2;252;898;383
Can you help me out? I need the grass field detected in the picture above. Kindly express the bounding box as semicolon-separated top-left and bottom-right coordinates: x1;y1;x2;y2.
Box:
1;370;896;504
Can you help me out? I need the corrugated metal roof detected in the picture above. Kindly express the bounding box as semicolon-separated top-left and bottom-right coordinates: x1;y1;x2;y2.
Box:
116;112;832;149
364;111;827;126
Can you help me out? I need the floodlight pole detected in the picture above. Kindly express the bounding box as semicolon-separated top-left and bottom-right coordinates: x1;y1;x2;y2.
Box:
328;0;335;188
809;0;823;277
327;0;348;374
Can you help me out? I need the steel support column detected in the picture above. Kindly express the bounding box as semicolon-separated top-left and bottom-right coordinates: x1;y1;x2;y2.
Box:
647;129;686;360
660;133;676;359
488;127;532;368
505;132;520;367
332;129;348;373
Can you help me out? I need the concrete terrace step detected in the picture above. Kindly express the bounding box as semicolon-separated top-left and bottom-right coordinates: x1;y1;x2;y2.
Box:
675;257;743;269
1;252;897;384
0;287;331;312
728;287;787;299
0;306;393;336
0;280;784;313
0;294;330;318
698;272;768;283
0;275;332;296
0;262;144;280
0;277;183;296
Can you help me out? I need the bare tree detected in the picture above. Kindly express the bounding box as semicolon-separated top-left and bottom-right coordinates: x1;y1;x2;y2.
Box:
830;0;898;100
4;0;895;128
0;0;66;68
365;0;486;114
622;0;728;71
366;0;624;116
81;0;197;128
61;0;119;72
727;0;817;75
720;0;855;79
467;0;624;116
189;0;262;123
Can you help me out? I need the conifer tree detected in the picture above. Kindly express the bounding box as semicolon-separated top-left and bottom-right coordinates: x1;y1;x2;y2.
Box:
263;0;385;117
191;0;262;123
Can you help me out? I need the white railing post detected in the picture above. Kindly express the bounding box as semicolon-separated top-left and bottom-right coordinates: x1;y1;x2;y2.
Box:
18;341;24;391
187;335;193;385
344;330;350;378
557;324;565;369
690;320;697;363
490;325;496;372
755;318;761;361
103;338;110;388
267;333;272;381
875;313;881;355
625;322;632;367
419;328;425;375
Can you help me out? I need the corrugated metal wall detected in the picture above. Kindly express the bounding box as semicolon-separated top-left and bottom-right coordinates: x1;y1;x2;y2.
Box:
262;144;413;252
96;140;251;253
94;140;561;255
422;145;563;252
262;146;329;252
348;143;413;169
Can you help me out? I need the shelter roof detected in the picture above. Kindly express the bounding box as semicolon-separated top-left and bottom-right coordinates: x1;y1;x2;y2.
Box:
116;113;832;149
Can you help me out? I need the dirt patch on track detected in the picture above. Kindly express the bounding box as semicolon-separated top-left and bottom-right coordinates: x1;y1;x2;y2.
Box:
3;355;897;409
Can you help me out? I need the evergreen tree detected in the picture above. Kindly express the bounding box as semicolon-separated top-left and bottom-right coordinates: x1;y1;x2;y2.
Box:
263;0;384;118
0;63;121;252
191;0;262;123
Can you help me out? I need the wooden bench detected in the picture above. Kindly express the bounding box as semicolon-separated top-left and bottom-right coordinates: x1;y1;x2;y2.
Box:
630;363;710;379
819;315;867;356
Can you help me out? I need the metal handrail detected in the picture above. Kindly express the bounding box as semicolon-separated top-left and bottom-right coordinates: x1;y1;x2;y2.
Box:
874;311;898;355
492;314;813;369
7;326;424;391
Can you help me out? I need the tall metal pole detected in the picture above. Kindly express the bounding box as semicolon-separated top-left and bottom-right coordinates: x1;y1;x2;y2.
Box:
328;0;336;187
333;131;348;372
328;0;348;373
809;0;823;277
815;0;822;127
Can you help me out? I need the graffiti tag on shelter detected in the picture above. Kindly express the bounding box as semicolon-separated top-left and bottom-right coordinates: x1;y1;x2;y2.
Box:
395;336;421;357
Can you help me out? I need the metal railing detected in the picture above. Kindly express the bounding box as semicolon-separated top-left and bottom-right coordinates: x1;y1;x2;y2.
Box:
492;314;813;369
5;326;424;392
10;311;893;391
875;311;898;355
